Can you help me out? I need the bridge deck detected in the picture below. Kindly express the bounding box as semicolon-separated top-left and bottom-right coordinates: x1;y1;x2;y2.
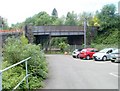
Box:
32;26;84;36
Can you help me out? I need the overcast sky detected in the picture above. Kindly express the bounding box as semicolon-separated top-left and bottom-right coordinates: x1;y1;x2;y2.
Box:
0;0;119;26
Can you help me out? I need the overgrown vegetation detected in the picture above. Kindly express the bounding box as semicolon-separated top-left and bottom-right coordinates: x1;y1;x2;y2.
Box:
93;29;118;44
59;42;70;53
2;35;48;89
90;4;119;49
90;29;119;50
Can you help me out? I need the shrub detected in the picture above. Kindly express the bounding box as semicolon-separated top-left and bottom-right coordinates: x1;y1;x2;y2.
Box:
2;61;26;89
59;42;70;52
93;28;118;44
2;35;48;89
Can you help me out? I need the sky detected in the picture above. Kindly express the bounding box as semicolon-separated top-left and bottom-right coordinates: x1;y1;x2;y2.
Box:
0;0;119;26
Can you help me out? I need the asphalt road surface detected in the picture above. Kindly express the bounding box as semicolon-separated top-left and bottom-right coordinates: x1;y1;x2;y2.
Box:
44;54;119;89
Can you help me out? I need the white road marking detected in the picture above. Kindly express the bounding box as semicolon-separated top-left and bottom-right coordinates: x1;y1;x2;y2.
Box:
80;60;93;62
109;73;119;78
73;58;93;62
94;61;106;63
73;58;80;61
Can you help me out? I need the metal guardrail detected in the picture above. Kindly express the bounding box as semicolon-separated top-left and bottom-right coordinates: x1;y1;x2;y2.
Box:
0;57;31;91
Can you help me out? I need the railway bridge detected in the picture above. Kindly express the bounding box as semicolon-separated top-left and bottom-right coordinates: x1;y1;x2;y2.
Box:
25;25;97;47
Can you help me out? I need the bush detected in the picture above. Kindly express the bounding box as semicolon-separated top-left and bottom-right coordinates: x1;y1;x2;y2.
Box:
2;35;48;89
59;42;70;53
2;61;26;89
93;29;118;45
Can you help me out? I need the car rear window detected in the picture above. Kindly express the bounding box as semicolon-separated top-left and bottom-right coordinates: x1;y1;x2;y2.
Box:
81;49;87;52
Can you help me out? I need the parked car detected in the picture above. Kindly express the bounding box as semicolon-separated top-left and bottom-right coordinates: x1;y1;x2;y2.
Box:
78;48;98;60
93;48;117;61
72;49;82;58
110;49;120;63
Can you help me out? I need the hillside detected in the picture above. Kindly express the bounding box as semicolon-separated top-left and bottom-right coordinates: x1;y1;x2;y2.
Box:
91;28;119;50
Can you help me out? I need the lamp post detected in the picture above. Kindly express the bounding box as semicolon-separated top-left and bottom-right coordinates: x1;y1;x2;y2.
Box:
84;18;87;48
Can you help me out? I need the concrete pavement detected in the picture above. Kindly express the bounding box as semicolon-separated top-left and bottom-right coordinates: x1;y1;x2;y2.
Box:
43;54;118;89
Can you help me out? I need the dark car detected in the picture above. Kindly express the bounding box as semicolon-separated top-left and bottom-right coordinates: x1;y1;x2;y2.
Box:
79;48;98;60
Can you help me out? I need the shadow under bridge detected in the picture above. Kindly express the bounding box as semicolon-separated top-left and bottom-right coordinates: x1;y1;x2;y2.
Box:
32;26;84;46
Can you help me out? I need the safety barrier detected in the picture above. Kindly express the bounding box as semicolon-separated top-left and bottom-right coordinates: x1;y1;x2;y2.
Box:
0;57;31;91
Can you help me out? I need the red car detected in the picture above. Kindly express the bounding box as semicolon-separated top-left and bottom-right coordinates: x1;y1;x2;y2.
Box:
78;48;98;60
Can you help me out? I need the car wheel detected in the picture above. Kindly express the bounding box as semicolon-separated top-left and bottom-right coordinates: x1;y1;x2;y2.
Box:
93;57;97;61
73;56;76;58
111;60;114;62
77;54;79;58
94;58;97;61
102;56;107;61
86;55;90;60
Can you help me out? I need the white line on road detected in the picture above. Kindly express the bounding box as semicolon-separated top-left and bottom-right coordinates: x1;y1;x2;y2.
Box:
109;73;119;78
94;61;106;64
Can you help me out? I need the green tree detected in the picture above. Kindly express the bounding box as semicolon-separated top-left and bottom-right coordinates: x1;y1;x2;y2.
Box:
24;17;35;25
51;15;65;25
65;11;78;25
0;16;9;30
92;15;100;26
11;22;24;30
59;42;69;52
78;12;93;26
35;11;52;25
97;4;118;31
52;8;58;18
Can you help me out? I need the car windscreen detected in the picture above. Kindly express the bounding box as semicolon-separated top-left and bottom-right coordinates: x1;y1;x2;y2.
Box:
99;48;111;53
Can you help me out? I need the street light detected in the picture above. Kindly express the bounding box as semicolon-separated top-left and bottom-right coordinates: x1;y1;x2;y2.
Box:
84;18;87;48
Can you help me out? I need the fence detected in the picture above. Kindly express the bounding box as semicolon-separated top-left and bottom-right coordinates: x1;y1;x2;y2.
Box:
0;57;31;91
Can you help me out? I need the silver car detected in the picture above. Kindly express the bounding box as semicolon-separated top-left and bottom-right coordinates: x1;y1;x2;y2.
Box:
93;48;117;61
110;49;120;63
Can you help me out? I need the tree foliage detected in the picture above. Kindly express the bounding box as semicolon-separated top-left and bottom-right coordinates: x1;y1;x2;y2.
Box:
65;11;78;25
52;8;58;18
35;12;52;25
78;12;94;26
13;9;95;27
59;42;70;52
0;16;9;30
97;4;119;31
51;37;67;47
